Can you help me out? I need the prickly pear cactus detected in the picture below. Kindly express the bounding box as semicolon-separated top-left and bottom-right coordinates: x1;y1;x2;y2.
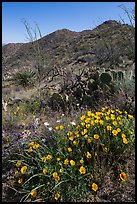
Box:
48;93;66;112
117;71;124;81
74;87;83;99
111;71;117;81
100;72;112;85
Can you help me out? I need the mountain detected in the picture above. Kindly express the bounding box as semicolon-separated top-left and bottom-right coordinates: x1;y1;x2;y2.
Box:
2;20;135;77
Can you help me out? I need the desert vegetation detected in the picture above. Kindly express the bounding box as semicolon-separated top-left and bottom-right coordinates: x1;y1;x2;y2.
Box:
2;5;135;202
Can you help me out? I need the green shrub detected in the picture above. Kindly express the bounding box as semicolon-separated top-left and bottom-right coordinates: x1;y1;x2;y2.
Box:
12;69;37;88
8;106;134;202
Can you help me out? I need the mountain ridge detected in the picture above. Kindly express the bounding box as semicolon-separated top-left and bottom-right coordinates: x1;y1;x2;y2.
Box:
2;20;135;76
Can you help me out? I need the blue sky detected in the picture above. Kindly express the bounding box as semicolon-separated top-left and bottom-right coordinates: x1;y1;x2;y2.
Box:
2;2;135;43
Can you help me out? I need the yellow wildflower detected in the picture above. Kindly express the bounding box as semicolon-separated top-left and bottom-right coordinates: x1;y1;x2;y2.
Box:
94;134;99;140
81;115;86;120
21;166;27;174
73;140;77;145
94;119;99;124
33;143;40;149
57;158;61;161
31;189;37;197
86;152;92;159
90;120;94;125
106;116;110;121
110;114;115;120
107;125;112;131
117;128;121;132
55;126;59;130
67;131;72;136
121;133;126;138
99;120;104;125
88;138;92;143
120;172;127;181
119;121;123;125
47;155;52;160
92;183;98;192
69;136;74;141
70;160;75;166
112;130;118;136
64;159;69;165
68;147;72;152
123;138;128;144
81;129;88;135
59;168;63;173
15;170;19;174
87;111;92;116
54;193;60;200
128;114;133;119
81;122;85;126
85;118;91;123
16;161;22;168
113;121;117;126
43;168;47;174
27;146;33;153
41;157;46;163
104;147;108;153
29;141;35;146
84;134;88;139
79;166;86;174
18;178;23;184
53;172;58;178
86;124;90;129
60;125;64;130
80;159;84;164
55;175;60;182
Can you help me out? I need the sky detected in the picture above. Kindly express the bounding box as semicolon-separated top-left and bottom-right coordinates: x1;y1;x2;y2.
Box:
2;2;135;44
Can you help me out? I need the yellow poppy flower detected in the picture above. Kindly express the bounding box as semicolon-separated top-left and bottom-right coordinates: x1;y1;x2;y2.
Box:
64;159;69;165
92;183;98;192
120;172;127;181
82;129;88;135
16;161;22;168
60;125;64;130
73;140;77;145
79;166;86;174
47;155;52;160
107;125;112;131
121;133;126;139
69;136;74;141
31;189;37;197
18;178;23;184
70;160;75;166
80;159;84;164
86;152;92;159
21;166;27;174
112;130;118;136
43;168;47;174
81;115;86;120
86;124;90;129
59;168;63;173
88;139;92;143
41;157;46;163
123;138;128;144
54;193;60;200
94;134;99;140
113;121;117;126
68;147;72;152
53;172;58;178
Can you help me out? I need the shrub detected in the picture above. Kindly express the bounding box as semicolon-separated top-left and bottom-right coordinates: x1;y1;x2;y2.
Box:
8;106;134;202
12;69;37;88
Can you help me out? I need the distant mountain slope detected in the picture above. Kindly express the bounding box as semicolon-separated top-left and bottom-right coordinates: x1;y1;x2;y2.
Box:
2;20;135;76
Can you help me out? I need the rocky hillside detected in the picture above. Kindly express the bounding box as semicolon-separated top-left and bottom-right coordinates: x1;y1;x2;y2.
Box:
2;20;135;78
